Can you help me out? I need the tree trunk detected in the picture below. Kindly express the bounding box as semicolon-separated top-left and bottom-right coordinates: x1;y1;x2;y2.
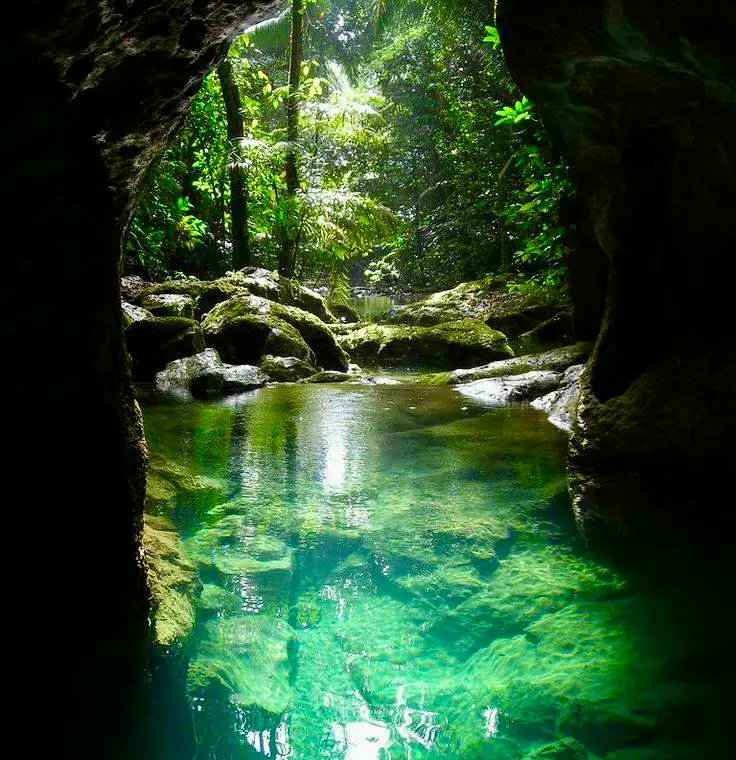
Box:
217;58;250;270
280;0;303;277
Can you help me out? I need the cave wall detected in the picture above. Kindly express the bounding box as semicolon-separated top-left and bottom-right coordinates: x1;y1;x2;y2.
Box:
497;1;736;490
2;2;278;756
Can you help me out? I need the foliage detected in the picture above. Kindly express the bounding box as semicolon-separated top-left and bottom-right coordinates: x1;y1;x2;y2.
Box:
124;4;571;296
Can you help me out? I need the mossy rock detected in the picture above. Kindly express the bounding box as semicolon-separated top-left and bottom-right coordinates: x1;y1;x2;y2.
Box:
202;310;315;366
302;370;352;383
202;294;348;370
125;316;205;381
139;293;195;319
137;279;244;319
419;343;591;385
259;354;316;382
337;318;513;369
121;300;153;326
223;267;337;322
143;514;199;645
383;276;566;335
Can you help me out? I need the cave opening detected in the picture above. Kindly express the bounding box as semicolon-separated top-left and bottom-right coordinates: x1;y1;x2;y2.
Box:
5;1;736;758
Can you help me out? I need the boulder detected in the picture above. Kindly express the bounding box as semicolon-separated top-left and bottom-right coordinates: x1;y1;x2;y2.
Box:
531;364;586;432
202;294;349;371
259;355;316;382
420;343;591;385
384;276;564;335
337;319;513;369
121;301;153;325
125;316;205;381
155;349;268;397
191;364;268;397
225;267;338;322
137;279;244;319
201;310;315;367
140;292;195;319
457;370;563;406
120;275;151;302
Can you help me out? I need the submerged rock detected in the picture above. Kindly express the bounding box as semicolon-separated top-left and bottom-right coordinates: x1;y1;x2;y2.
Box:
145;451;225;513
338;319;513;369
457;370;562;406
125;316;205;380
523;738;590;759
155;349;269;397
202;294;349;370
303;370;352;383
143;514;199;645
258;354;316;382
140;292;195;319
531;364;585;431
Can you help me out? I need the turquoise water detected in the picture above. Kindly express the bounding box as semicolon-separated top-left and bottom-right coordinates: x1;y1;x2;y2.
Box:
141;384;726;760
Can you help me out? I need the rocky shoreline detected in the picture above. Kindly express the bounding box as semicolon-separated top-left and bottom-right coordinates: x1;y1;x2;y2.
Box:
123;269;586;429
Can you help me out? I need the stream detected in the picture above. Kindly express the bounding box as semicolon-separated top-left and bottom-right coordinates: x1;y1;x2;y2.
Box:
141;382;728;760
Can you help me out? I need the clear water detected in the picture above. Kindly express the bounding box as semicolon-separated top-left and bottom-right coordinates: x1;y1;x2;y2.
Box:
141;384;728;760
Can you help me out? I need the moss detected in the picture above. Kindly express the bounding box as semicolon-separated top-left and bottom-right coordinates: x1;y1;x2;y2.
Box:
415;371;454;385
337;318;513;369
328;299;359;322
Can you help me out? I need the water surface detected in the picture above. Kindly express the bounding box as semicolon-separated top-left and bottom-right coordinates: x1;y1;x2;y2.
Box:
141;383;725;760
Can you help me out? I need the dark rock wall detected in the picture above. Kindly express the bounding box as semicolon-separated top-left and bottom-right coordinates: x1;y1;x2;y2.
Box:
497;1;736;484
2;1;278;757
